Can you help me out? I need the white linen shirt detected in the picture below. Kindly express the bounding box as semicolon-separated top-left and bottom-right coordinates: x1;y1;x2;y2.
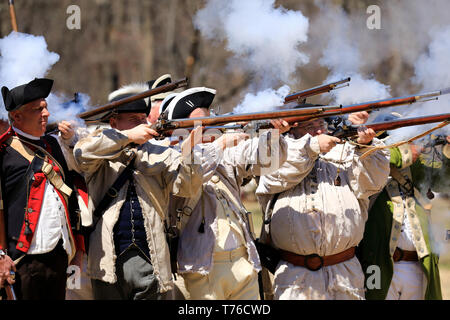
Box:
27;182;72;257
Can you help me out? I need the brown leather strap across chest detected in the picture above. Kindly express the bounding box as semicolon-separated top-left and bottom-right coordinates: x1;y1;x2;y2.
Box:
279;247;356;271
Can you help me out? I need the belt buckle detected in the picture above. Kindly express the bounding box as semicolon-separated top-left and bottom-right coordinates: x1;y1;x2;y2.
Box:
304;253;324;271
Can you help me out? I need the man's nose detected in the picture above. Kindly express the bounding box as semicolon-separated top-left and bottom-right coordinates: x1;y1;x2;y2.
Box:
42;100;50;112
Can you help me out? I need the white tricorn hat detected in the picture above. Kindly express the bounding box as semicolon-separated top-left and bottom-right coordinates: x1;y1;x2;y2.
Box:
147;74;173;102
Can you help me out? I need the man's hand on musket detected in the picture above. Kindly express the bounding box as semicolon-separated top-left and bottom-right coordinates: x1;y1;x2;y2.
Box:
58;120;76;141
0;254;16;288
318;135;341;153
348;111;370;125
356;126;376;145
125;124;160;145
270;118;291;134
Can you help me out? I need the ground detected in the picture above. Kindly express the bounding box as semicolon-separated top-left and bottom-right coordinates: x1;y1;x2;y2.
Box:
243;189;450;299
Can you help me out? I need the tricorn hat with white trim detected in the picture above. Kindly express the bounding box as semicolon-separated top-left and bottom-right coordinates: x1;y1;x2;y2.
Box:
147;74;173;102
167;87;216;120
159;93;178;119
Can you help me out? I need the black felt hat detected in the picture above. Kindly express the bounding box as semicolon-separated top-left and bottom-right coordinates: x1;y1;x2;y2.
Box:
147;74;173;102
2;78;53;112
96;83;150;123
167;87;216;120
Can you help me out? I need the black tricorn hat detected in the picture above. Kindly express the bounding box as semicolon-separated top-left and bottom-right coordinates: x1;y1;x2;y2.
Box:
2;78;53;112
167;87;216;120
147;74;172;102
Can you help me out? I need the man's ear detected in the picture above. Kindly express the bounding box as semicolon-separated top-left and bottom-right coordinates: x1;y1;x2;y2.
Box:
10;110;21;124
109;117;116;129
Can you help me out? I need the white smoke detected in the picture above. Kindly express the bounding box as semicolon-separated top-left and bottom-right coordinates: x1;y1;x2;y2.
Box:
0;32;89;124
233;85;290;114
384;26;450;144
195;0;310;114
195;0;309;87
314;4;391;106
0;32;59;91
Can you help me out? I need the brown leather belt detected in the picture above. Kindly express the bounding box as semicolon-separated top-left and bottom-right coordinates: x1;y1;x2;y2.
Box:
279;247;356;271
393;247;418;262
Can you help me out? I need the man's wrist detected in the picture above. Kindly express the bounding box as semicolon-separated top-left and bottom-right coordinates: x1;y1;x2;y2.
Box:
0;248;7;259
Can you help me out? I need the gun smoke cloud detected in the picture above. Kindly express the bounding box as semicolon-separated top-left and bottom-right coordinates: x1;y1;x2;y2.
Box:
312;3;391;105
194;0;309;114
0;32;89;126
309;1;449;147
385;25;450;144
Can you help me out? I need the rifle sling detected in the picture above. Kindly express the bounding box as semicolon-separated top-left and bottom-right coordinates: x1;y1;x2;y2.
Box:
92;157;136;220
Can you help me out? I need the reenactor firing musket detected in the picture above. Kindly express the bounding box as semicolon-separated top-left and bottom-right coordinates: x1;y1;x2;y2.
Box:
284;77;351;104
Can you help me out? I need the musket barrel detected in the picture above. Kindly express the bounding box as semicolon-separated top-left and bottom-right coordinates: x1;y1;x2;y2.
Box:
158;90;448;135
284;77;351;104
367;113;450;132
158;105;336;132
335;113;450;138
280;92;442;124
78;78;188;120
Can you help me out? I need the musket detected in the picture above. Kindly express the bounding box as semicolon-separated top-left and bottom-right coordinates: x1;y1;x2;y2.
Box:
284;78;351;104
331;113;450;139
77;77;188;120
8;0;18;32
154;104;338;136
157;90;449;138
45;78;189;134
250;89;448;132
